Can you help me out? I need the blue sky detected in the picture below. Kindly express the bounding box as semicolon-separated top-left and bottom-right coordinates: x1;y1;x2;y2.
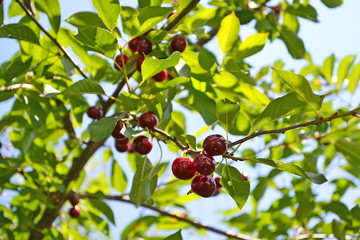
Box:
0;0;360;239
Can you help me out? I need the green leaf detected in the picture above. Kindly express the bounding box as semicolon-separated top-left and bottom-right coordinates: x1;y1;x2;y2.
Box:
92;0;121;31
337;55;355;87
245;158;327;184
111;160;127;194
321;0;343;8
237;33;268;60
150;77;190;95
272;68;315;109
163;230;182;240
0;24;39;45
285;4;318;22
89;116;118;141
279;26;305;59
335;138;360;167
217;12;240;54
4;57;32;81
221;165;250;210
192;91;218;126
74;27;117;58
141;52;181;80
332;219;346;240
61;57;75;77
0;2;3;26
66;12;108;29
216;98;240;132
250;92;323;134
35;0;61;33
88;199;115;225
348;63;360;94
321;54;335;83
131;6;174;37
129;157;160;207
62;79;105;96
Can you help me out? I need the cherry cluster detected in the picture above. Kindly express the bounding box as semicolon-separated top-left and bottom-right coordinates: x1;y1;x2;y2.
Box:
171;134;228;198
114;29;188;82
68;194;80;218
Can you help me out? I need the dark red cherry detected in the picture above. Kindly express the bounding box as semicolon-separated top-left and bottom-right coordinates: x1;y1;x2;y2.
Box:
193;154;216;175
153;70;167;82
191;175;216;198
87;106;102;119
171;35;187;53
133;136;153;155
69;206;80;218
69;194;80;206
127;143;134;153
114;54;129;71
242;173;248;181
128;36;141;53
203;134;227;156
171;157;196;180
137;38;152;55
214;177;222;188
139;111;158;129
136;55;145;72
111;120;127;139
115;138;130;152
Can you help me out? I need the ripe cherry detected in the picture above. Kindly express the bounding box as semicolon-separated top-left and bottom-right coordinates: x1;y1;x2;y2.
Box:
128;36;141;53
171;35;187;53
193;154;216;175
172;157;196;180
127;143;134;153
213;177;222;196
115;138;130;152
69;194;80;206
69;206;80;218
139;111;159;129
114;54;129;71
203;134;227;156
111;120;127;139
153;70;167;82
133;136;153;155
136;55;145;72
137;38;152;55
191;175;216;198
87;106;102;119
242;173;248;181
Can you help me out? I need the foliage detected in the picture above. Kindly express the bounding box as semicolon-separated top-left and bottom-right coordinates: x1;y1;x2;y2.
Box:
0;0;359;239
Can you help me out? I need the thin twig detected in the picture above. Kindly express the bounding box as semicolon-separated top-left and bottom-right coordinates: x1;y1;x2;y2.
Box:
228;106;360;148
77;192;258;240
15;0;88;79
163;0;200;31
196;28;219;46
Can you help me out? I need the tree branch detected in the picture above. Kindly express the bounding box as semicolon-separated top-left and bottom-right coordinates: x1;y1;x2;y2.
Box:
15;0;88;79
196;28;219;46
163;0;200;31
228;106;360;148
77;192;258;240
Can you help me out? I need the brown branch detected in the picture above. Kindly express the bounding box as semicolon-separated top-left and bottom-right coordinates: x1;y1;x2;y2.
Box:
196;28;219;46
77;192;258;240
164;0;200;31
228;106;360;148
15;0;88;79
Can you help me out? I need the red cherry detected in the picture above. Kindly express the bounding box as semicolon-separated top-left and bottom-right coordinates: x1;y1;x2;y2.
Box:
115;138;130;152
114;54;129;71
69;206;80;218
0;0;3;5
128;36;141;53
242;173;248;181
111;120;127;139
87;106;102;119
171;157;196;180
69;194;80;206
193;154;216;175
136;55;145;72
191;175;216;198
137;38;152;55
153;70;167;82
127;143;134;153
203;134;227;156
213;187;221;196
139;111;159;129
171;35;187;53
133;136;153;155
214;177;222;188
